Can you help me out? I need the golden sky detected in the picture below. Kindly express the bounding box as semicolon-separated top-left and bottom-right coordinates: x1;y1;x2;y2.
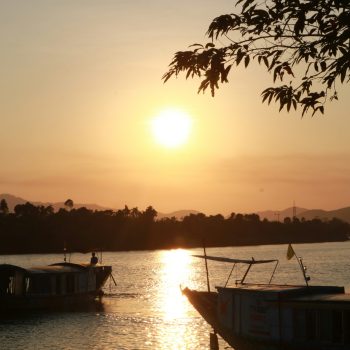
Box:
0;0;350;214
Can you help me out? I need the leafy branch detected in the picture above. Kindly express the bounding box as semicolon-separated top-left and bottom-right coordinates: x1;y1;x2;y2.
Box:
163;0;350;116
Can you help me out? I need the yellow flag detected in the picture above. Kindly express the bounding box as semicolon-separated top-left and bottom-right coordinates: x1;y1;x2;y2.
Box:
287;244;295;260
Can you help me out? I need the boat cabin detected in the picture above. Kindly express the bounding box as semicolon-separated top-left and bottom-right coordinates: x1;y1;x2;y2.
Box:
0;262;111;298
217;284;350;348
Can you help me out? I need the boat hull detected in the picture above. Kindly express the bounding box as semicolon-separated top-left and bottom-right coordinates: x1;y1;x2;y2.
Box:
183;288;349;350
0;292;103;312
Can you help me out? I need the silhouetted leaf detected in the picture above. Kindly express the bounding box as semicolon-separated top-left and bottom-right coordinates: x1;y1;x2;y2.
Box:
263;56;269;68
244;55;250;67
242;0;254;12
294;16;305;36
236;51;244;66
205;43;215;49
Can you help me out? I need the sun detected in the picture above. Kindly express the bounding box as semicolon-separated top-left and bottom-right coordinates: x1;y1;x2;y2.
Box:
151;109;192;148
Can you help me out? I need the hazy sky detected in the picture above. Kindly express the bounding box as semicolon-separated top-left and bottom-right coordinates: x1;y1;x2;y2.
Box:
1;0;350;214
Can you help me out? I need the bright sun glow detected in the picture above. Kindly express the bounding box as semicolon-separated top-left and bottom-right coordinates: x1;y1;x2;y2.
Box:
151;109;192;148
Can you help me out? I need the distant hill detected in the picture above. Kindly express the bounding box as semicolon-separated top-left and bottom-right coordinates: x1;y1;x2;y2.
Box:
257;207;308;222
0;193;108;212
2;193;350;224
157;210;200;220
296;207;350;223
257;206;350;224
0;193;199;218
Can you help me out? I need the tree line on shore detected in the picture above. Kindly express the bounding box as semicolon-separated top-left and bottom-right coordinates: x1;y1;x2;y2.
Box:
0;199;348;254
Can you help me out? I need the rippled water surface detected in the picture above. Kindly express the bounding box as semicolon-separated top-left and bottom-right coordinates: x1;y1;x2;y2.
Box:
0;241;349;349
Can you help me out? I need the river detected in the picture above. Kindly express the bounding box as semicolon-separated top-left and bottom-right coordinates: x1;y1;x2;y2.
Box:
0;241;349;349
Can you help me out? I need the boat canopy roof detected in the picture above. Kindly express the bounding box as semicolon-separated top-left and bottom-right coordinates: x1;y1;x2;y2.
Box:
50;262;90;269
0;264;28;274
193;255;280;285
0;262;108;275
192;255;278;264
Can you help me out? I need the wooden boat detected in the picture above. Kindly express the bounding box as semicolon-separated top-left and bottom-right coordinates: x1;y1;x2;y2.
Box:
183;250;350;350
0;260;113;311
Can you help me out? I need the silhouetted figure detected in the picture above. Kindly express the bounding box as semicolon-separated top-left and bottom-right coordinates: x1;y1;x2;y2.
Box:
0;275;10;295
90;252;98;265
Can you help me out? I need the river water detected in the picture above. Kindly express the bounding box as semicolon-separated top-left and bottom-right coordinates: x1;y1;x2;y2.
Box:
0;241;349;349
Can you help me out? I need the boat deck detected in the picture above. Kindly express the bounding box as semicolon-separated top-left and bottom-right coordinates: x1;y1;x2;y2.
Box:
219;283;345;293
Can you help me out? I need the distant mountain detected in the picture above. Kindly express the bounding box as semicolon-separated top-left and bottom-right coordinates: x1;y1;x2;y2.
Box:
257;206;350;224
157;210;200;220
296;207;350;223
0;193;108;212
2;193;350;224
0;194;27;211
0;194;199;217
257;207;308;222
163;207;350;223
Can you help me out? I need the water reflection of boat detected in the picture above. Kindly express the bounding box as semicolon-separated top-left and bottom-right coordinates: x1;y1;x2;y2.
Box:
0;261;112;312
183;251;350;350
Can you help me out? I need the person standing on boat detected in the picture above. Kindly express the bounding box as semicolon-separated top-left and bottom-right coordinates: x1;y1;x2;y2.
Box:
0;275;10;295
90;252;98;265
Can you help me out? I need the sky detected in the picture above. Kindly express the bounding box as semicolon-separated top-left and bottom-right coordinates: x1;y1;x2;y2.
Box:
0;0;350;215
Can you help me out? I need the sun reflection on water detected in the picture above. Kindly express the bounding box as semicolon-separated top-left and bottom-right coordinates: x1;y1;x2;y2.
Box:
159;249;192;321
155;249;199;349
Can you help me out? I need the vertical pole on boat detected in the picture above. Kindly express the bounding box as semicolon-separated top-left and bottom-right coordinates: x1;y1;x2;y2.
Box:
224;263;236;287
287;244;310;286
297;257;310;286
63;241;67;262
203;240;210;292
269;260;279;284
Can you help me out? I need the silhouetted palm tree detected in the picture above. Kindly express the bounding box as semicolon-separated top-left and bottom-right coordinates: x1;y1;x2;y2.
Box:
64;199;74;211
0;199;9;215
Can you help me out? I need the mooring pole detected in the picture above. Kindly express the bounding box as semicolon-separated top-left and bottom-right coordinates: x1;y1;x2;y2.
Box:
210;332;219;350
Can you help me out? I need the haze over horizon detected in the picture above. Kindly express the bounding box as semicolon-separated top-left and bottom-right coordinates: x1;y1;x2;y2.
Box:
1;1;350;215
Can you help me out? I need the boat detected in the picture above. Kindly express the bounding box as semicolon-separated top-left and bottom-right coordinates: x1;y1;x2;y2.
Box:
183;247;350;350
0;256;113;312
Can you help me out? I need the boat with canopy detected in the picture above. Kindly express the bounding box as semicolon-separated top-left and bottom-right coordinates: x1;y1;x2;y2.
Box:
183;247;350;350
0;254;115;312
